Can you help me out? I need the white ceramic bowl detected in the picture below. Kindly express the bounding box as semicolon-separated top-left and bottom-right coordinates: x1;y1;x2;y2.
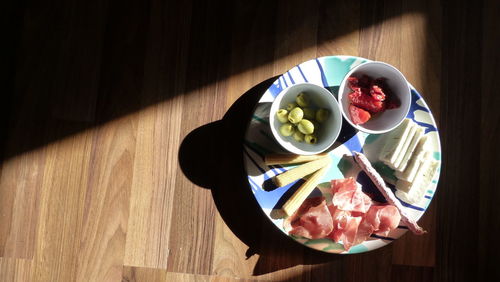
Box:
338;61;411;134
269;83;342;155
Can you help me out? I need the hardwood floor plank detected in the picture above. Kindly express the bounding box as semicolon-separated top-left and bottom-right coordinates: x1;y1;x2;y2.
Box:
0;151;44;259
0;258;33;282
272;0;319;73
212;213;258;278
479;0;500;280
391;201;436;267
359;0;402;64
436;0;482;281
50;0;109;122
0;0;80;259
123;0;190;270
75;118;136;282
316;0;360;57
32;126;94;282
164;0;237;275
123;266;259;282
391;265;434;282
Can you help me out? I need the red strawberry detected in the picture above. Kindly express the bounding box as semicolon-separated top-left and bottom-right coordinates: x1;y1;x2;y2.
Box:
349;104;371;125
370;85;386;101
348;91;384;113
347;77;359;89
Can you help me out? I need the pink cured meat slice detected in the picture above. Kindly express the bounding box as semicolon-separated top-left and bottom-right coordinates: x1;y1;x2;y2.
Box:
331;178;357;194
327;205;352;243
337;216;362;251
354;219;375;245
375;205;401;236
286;174;405;251
365;205;401;237
331;178;372;213
328;204;370;251
287;197;334;239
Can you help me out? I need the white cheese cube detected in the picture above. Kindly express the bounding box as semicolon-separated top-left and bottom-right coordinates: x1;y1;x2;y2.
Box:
395;158;439;204
397;126;424;172
394;123;418;169
379;119;415;169
395;136;429;182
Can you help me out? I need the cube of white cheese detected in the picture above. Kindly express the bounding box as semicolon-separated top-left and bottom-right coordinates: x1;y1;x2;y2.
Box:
395;158;440;204
393;123;418;169
395;136;429;182
396;126;424;172
379;119;415;169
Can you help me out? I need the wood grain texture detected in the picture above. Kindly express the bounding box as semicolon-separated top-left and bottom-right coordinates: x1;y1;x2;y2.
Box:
123;0;187;268
33;126;94;282
436;0;483;281
1;0;497;281
479;0;500;281
0;150;44;259
0;258;33;282
122;266;257;282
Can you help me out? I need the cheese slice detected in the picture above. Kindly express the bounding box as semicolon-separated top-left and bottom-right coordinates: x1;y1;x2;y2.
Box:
393;123;418;169
395;158;439;204
379;119;414;168
395;136;429;182
396;126;424;172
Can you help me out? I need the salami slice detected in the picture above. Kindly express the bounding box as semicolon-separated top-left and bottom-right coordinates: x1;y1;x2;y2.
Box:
353;151;426;235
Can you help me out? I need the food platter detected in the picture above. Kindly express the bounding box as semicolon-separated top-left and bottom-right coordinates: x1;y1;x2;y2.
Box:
243;56;441;254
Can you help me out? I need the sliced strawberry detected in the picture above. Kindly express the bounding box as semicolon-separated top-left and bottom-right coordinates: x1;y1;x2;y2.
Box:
370;85;386;101
349;104;371;125
347;76;359;89
348;91;385;113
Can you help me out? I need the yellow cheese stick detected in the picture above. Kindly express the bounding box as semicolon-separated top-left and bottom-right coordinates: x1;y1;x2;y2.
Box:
273;156;331;187
282;165;329;216
264;153;328;166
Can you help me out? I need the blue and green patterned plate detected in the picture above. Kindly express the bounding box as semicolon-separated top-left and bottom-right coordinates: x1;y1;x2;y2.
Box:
243;55;441;254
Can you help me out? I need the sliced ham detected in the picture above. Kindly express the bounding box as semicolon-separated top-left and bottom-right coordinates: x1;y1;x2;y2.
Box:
327;205;353;242
328;177;401;251
355;219;376;244
285;197;333;239
364;205;401;237
285;176;403;251
338;216;362;251
331;178;372;213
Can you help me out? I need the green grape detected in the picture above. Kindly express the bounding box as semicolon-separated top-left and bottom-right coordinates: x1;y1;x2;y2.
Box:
293;131;304;142
303;107;316;120
296;93;309;107
276;109;288;123
286;102;298;111
279;123;295;137
316;108;330;123
305;134;318;144
288;107;304;124
297;119;314;135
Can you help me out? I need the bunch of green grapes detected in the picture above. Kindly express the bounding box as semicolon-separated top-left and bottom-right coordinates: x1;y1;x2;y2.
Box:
275;93;330;144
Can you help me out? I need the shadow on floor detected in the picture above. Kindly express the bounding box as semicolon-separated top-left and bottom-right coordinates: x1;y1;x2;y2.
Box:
178;78;346;275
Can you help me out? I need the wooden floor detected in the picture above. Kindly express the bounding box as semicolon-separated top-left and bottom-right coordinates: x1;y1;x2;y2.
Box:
1;0;498;281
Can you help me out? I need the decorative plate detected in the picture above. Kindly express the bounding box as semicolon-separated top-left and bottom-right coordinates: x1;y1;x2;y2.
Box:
242;56;441;254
